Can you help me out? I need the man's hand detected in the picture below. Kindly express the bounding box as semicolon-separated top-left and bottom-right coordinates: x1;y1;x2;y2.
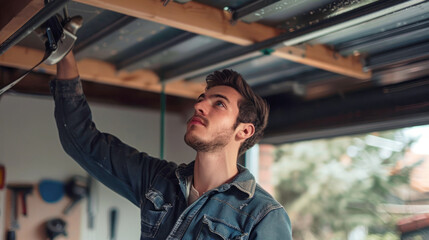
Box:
56;51;79;80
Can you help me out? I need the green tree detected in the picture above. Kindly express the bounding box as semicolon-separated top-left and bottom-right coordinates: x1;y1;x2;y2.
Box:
274;130;420;240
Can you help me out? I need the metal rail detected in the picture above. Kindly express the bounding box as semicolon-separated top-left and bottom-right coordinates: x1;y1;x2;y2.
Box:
74;16;135;54
231;0;281;22
117;31;196;70
0;0;70;55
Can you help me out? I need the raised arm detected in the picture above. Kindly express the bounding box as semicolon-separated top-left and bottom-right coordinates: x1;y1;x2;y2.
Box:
52;52;169;206
56;51;79;80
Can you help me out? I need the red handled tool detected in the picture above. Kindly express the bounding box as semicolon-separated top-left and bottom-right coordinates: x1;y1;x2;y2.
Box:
0;165;5;189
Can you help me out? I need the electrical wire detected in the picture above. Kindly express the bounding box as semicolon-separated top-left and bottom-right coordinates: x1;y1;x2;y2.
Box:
0;50;51;96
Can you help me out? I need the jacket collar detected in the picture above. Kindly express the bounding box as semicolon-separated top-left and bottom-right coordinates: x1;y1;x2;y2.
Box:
176;161;256;199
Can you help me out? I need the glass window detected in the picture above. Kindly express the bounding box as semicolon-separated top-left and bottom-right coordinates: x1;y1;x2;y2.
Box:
257;125;429;240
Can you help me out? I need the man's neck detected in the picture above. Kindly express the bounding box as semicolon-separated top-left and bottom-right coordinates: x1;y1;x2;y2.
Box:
193;148;239;195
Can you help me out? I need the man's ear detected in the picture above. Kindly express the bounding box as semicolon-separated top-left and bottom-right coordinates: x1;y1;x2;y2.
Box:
236;123;255;141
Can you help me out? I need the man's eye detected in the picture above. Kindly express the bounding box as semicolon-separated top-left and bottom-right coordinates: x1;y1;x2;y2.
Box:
215;101;225;108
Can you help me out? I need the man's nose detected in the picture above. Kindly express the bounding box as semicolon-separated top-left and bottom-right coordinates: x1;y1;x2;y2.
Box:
194;100;207;115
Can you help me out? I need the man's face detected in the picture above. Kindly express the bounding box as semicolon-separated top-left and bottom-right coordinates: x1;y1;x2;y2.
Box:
185;85;242;152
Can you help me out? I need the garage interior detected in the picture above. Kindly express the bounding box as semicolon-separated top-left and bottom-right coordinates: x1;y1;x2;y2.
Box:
1;0;429;239
2;0;428;143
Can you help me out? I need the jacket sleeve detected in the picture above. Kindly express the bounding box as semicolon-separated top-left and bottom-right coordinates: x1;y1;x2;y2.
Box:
249;207;292;240
50;77;170;206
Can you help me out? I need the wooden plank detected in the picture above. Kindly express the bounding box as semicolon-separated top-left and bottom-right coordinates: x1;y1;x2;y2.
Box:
75;0;280;46
274;44;372;79
0;0;44;45
0;46;203;98
75;0;371;79
0;67;195;113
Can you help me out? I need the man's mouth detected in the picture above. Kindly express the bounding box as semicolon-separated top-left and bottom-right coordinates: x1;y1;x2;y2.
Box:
188;116;207;126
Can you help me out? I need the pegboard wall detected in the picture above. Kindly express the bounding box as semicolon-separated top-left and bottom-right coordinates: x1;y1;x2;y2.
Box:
4;183;81;240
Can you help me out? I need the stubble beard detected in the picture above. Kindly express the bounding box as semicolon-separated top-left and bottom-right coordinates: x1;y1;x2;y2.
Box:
184;127;233;153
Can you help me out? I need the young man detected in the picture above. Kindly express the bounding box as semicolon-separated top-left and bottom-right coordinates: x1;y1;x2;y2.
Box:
52;52;292;239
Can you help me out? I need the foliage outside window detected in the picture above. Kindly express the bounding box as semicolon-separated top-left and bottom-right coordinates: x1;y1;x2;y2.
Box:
273;129;424;240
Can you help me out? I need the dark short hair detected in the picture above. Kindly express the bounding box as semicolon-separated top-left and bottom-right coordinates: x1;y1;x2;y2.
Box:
206;69;269;156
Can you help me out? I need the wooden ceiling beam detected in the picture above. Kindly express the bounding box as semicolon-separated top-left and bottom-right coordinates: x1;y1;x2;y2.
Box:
0;67;195;113
0;0;44;46
75;0;280;46
0;46;204;98
274;45;371;79
76;0;371;79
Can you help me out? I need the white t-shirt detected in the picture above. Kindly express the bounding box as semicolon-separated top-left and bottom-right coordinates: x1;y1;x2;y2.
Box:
186;176;201;205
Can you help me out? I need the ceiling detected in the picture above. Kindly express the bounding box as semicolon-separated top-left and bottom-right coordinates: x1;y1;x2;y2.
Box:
1;0;429;144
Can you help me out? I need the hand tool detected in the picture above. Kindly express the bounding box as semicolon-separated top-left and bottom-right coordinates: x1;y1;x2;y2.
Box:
7;184;34;217
86;176;97;229
109;208;118;240
6;184;34;240
21;187;33;216
39;179;65;203
0;165;5;189
0;4;82;96
46;218;67;240
7;188;18;240
63;175;88;215
39;5;82;65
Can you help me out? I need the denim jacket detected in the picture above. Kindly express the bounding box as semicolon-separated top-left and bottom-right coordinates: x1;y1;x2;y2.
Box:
50;78;292;240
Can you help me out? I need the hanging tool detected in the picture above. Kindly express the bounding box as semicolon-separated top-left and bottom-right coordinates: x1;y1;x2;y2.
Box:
109;208;118;240
6;187;18;240
39;179;65;203
6;184;33;240
0;4;82;96
63;175;88;215
8;185;34;216
87;176;97;229
6;231;16;240
21;188;33;216
0;165;5;189
162;0;171;6
45;218;67;240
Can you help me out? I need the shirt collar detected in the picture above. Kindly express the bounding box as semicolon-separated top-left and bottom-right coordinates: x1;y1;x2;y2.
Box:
176;161;256;199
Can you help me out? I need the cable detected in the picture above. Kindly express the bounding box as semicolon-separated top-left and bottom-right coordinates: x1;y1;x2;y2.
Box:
0;50;51;96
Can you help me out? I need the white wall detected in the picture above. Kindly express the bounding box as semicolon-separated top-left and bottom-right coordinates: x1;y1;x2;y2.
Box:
0;93;194;239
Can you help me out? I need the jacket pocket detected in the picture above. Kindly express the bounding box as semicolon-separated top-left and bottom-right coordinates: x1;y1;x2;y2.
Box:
197;215;246;240
141;189;172;238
